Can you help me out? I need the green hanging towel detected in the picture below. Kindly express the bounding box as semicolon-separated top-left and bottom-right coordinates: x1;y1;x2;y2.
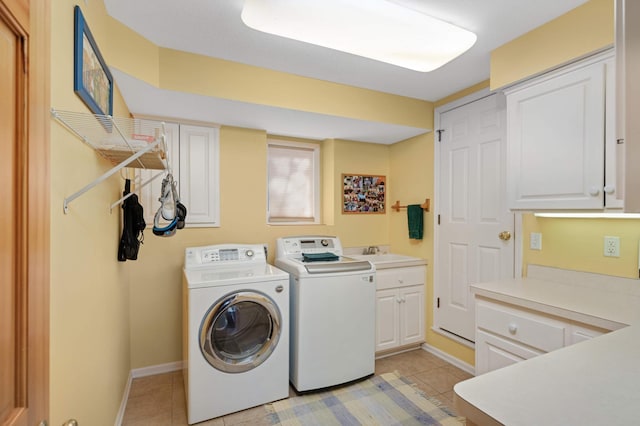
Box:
407;204;423;240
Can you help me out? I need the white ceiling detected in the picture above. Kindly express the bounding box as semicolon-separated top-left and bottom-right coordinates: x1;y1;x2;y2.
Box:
104;0;590;143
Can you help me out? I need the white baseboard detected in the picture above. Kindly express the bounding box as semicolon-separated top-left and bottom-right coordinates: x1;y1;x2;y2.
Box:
131;361;184;378
114;371;133;426
114;361;184;426
420;343;476;376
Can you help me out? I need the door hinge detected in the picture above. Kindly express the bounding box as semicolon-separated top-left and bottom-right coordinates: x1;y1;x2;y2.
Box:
436;129;444;142
437;214;440;225
437;297;440;308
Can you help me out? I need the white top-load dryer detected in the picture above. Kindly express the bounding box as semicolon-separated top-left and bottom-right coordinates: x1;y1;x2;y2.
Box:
183;244;289;424
275;236;375;392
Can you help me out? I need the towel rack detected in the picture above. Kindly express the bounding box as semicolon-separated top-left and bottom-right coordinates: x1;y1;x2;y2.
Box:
391;198;430;212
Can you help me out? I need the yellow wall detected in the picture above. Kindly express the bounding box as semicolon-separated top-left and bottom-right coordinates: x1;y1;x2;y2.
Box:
387;134;478;364
50;2;132;425
128;131;393;368
50;2;435;422
47;1;625;422
104;18;432;130
522;215;640;279
490;0;614;89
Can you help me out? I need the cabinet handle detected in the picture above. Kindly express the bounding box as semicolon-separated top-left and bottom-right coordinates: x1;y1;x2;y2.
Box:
588;186;600;196
508;324;518;334
604;185;616;195
396;297;402;303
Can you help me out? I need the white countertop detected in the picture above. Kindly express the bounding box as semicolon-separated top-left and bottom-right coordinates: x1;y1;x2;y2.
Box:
454;266;640;425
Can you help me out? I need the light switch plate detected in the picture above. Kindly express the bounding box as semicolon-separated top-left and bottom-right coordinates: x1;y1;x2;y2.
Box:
530;232;542;250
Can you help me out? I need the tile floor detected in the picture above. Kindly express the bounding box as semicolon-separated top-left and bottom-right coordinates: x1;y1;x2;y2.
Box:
122;349;472;425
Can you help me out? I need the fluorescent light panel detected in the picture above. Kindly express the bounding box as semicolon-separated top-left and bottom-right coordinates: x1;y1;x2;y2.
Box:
241;0;477;72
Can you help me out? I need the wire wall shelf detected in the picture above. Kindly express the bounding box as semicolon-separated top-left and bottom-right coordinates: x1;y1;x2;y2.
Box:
51;108;169;213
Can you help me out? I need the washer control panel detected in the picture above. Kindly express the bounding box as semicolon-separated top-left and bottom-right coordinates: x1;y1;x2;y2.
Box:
276;236;342;258
185;244;267;269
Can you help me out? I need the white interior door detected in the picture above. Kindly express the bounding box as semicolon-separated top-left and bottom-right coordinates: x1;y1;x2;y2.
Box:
435;93;514;343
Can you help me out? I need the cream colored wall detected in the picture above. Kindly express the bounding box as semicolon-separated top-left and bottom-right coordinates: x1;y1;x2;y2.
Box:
50;2;132;425
129;129;392;368
490;0;614;89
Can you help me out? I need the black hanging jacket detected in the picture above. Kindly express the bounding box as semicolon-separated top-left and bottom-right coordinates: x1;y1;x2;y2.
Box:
118;179;146;261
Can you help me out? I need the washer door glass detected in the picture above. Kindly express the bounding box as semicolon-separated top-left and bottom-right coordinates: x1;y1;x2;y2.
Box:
200;291;281;373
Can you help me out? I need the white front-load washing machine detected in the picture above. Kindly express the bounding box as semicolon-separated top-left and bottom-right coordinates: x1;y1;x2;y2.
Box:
183;244;289;424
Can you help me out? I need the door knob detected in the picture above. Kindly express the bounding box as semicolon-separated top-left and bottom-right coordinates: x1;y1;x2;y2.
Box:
498;231;511;241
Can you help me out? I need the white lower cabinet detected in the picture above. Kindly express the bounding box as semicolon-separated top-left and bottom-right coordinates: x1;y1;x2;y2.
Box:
475;298;609;375
375;266;426;354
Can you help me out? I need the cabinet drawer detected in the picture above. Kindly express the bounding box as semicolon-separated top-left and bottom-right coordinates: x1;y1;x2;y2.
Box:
477;300;566;353
376;266;425;290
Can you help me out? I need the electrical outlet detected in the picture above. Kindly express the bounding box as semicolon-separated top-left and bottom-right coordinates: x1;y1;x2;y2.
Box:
604;236;620;257
530;232;542;250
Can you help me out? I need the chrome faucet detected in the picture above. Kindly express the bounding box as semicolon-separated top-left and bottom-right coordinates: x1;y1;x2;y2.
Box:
363;246;379;255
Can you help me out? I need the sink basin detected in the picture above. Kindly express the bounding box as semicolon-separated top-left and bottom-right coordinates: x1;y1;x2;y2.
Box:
350;253;422;264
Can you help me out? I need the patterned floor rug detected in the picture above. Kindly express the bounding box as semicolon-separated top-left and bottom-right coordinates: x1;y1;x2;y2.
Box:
266;372;465;425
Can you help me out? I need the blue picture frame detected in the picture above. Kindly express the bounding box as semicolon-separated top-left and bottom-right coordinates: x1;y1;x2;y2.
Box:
74;5;113;117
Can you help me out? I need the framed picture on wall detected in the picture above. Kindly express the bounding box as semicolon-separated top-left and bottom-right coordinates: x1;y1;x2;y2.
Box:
73;5;113;117
342;174;386;214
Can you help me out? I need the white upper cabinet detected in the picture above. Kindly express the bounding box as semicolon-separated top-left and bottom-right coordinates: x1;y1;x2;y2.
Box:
179;125;220;227
618;0;640;212
137;119;220;228
505;51;616;210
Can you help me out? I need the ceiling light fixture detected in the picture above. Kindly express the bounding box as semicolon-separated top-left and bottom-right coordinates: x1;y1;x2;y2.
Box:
241;0;477;72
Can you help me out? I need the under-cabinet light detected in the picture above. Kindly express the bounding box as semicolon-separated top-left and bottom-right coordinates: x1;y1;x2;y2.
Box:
534;213;640;219
241;0;477;72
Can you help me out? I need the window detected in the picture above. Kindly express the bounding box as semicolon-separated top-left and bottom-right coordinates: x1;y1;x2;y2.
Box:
267;140;320;224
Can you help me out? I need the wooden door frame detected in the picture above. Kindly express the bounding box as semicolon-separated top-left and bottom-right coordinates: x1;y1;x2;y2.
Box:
432;88;522;349
27;0;50;423
1;0;50;423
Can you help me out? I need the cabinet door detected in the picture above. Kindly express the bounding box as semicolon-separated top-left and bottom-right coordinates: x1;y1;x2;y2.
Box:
506;59;606;210
568;323;607;345
137;121;180;226
375;289;400;352
399;285;425;346
475;330;541;375
179;125;220;226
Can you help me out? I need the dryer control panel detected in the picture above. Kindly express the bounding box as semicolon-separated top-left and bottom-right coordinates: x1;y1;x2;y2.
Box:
184;244;267;269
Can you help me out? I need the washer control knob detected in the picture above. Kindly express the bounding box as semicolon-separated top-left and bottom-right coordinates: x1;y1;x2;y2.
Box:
246;249;255;258
320;239;329;246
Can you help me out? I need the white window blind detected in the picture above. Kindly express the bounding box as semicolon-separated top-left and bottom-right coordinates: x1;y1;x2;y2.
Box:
267;141;319;223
